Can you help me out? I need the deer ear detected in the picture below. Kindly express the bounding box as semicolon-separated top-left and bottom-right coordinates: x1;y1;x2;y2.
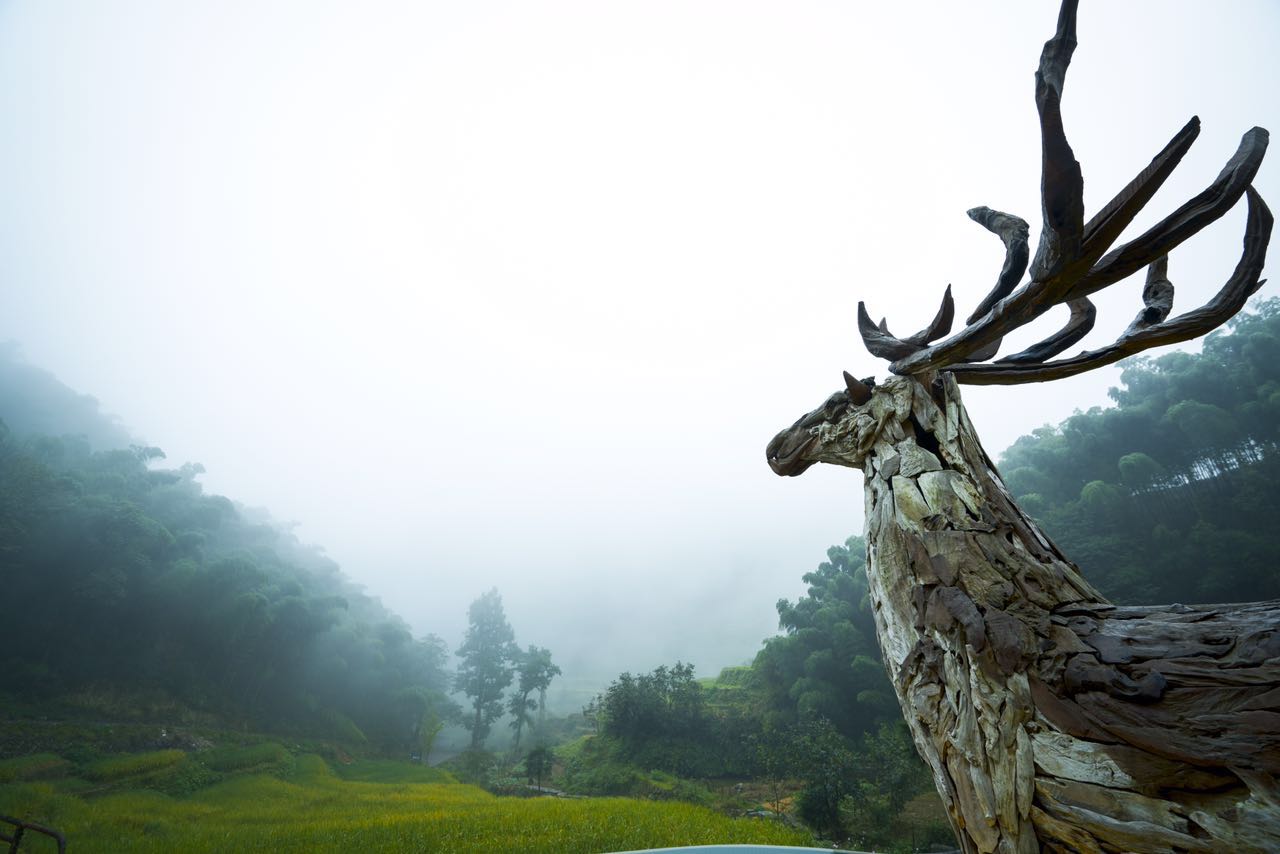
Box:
843;371;873;405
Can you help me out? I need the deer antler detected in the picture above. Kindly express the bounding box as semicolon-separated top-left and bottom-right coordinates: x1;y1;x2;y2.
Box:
952;189;1271;384
856;0;1271;385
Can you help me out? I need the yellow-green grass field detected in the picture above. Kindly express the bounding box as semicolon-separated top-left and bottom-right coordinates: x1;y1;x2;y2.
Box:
0;752;814;853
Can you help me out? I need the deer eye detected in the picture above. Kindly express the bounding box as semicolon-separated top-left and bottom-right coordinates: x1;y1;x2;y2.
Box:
822;393;849;418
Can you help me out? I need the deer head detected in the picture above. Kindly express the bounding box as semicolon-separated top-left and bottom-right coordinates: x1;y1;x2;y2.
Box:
769;0;1271;476
766;372;880;476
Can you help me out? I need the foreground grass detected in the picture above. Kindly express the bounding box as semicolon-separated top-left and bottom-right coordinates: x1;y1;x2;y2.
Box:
0;754;813;853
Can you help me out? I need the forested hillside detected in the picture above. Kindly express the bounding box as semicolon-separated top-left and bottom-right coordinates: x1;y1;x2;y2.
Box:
999;297;1280;604
0;347;452;752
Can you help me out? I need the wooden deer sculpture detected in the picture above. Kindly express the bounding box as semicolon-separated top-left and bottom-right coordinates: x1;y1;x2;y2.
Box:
766;2;1277;851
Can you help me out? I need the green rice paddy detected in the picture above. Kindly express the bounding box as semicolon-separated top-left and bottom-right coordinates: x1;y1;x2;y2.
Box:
0;750;813;853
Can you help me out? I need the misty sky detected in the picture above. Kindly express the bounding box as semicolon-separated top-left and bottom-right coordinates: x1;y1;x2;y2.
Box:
2;1;1277;694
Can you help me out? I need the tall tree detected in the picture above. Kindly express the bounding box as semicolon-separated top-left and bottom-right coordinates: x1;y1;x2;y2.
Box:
504;655;535;747
455;588;518;749
532;647;562;727
507;644;561;750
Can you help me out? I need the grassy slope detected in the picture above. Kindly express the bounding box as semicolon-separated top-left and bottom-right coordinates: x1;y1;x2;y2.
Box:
0;752;813;853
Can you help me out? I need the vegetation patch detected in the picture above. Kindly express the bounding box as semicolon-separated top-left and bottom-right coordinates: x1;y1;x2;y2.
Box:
0;753;812;853
83;750;187;782
200;742;291;773
332;758;454;784
0;753;73;783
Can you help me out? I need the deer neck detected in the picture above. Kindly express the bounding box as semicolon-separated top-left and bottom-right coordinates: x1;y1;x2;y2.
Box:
856;373;1105;678
852;374;1105;853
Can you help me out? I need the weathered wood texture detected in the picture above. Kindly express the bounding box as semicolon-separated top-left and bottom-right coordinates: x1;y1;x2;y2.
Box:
767;374;1280;852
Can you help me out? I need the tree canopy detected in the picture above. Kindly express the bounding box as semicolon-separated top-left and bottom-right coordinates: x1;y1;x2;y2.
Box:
998;298;1280;604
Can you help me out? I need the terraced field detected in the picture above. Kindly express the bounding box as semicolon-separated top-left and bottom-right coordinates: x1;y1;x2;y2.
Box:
0;749;813;853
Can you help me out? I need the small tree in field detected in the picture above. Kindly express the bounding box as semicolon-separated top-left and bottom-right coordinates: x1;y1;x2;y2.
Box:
524;745;553;791
748;726;796;818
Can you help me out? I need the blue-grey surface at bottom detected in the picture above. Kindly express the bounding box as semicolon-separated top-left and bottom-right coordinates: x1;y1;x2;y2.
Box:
607;846;866;854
